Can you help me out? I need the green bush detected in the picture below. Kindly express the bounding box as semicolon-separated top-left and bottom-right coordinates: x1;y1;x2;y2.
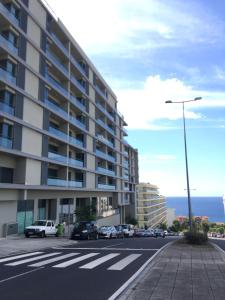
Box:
184;230;208;244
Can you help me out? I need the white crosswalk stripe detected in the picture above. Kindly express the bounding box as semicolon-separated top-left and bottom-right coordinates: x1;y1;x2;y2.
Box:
6;253;61;266
0;252;43;263
28;253;79;267
53;253;99;268
107;254;142;270
80;253;120;269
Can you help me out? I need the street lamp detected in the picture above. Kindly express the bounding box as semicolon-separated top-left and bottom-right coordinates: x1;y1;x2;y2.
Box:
165;97;202;231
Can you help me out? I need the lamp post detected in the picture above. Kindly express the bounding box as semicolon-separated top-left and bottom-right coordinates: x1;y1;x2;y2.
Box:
165;97;202;231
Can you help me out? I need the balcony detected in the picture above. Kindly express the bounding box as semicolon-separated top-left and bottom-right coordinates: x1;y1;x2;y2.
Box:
71;75;86;94
70;95;86;112
95;84;107;100
0;135;12;148
123;175;129;180
0;102;14;115
95;149;116;162
49;126;68;141
96;119;115;135
97;183;116;190
97;167;115;176
68;180;83;188
0;3;19;27
71;56;86;76
122;138;129;145
45;99;68;119
46;50;68;76
0;34;18;55
96;103;114;122
45;73;68;96
0;67;16;85
69;136;84;148
124;186;129;191
123;151;129;157
48;151;68;164
96;134;114;148
69;115;86;130
69;157;84;168
50;32;68;55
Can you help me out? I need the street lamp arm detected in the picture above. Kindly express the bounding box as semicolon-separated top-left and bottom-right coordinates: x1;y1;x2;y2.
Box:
165;97;202;104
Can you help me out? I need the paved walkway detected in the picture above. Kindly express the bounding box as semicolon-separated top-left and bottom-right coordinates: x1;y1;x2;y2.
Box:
118;240;225;300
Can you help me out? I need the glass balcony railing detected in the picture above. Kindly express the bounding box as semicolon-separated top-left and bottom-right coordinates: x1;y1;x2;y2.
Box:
95;85;107;100
45;99;68;119
47;178;67;187
96;134;114;148
45;73;68;96
0;3;19;26
46;50;68;76
48;152;68;164
50;32;69;55
71;56;86;76
123;127;128;135
97;183;116;190
68;180;83;188
0;34;18;55
70;95;86;112
0;136;12;148
69;157;84;167
122;138;129;145
0;68;16;85
49;126;68;141
71;76;86;94
123;161;129;168
69;136;84;148
123;175;129;180
123;151;129;157
96;119;115;135
0;102;14;115
124;187;129;191
96;103;114;122
97;167;115;176
95;149;116;162
69;115;86;130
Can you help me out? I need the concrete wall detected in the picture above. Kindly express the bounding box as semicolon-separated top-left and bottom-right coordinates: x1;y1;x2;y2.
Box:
86;172;95;189
96;213;120;227
22;127;42;156
23;98;43;129
25;69;39;99
28;0;47;28
27;16;41;47
25;159;41;185
26;42;40;72
0;200;17;237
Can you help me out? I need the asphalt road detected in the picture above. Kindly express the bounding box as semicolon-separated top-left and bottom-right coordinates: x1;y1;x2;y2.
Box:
211;238;225;251
0;237;175;300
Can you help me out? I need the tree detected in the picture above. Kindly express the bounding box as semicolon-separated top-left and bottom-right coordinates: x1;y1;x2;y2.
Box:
74;204;97;222
202;222;209;233
125;216;138;226
218;227;224;235
158;223;167;230
172;220;181;232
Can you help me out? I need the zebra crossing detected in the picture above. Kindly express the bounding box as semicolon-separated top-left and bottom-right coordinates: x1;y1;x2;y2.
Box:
0;251;143;271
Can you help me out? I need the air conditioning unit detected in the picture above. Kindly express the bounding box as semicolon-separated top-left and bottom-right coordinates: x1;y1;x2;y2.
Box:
3;222;18;237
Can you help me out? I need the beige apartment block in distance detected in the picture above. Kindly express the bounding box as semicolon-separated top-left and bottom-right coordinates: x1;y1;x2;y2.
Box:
136;183;166;228
0;0;139;237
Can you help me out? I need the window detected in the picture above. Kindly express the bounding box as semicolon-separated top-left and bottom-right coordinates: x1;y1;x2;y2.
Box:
48;144;58;153
0;167;13;183
2;30;18;46
0;123;13;139
0;60;16;76
5;3;20;20
48;168;58;178
75;172;83;182
0;90;14;107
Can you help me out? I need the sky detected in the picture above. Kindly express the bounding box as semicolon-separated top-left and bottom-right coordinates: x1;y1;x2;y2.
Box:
44;0;225;197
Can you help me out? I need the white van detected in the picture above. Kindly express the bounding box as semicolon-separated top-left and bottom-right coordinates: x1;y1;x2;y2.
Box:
120;224;134;237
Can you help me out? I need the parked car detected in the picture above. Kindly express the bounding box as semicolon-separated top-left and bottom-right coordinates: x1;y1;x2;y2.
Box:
70;221;99;240
144;229;155;237
115;225;125;238
120;224;135;237
98;226;117;239
134;229;146;237
154;229;165;238
24;220;57;238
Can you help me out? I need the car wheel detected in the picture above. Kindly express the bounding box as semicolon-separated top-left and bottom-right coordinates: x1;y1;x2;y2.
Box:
25;234;29;238
40;231;45;238
95;233;99;240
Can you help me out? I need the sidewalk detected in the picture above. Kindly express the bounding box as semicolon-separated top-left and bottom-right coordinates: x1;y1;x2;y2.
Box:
118;240;225;300
0;235;77;257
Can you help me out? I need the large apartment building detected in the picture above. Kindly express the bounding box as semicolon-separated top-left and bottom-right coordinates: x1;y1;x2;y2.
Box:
0;0;138;237
136;183;166;228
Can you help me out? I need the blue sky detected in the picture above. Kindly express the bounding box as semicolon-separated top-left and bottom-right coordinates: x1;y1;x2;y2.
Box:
45;0;225;196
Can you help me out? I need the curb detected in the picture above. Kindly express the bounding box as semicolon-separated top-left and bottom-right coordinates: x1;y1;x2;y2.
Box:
211;242;225;262
108;241;174;300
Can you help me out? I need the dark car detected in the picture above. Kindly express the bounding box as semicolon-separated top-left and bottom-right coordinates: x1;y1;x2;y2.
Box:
154;229;165;238
70;221;99;240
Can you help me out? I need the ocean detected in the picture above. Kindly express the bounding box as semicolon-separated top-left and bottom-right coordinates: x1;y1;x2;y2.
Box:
166;196;225;223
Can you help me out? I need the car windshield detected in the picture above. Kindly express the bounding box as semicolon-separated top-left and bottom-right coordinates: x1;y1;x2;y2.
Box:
121;225;128;229
73;223;89;230
33;221;46;226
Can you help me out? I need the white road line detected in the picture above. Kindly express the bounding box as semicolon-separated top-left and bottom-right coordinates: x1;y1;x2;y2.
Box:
108;254;142;271
108;241;172;300
0;268;44;284
6;253;61;266
52;247;159;251
103;243;123;248
28;253;79;267
0;252;43;263
80;253;120;269
53;253;99;268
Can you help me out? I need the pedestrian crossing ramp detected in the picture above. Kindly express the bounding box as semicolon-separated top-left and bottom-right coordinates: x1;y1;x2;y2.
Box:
0;251;142;271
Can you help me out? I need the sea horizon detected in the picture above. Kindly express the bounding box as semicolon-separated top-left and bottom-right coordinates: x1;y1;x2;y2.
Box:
166;196;225;223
